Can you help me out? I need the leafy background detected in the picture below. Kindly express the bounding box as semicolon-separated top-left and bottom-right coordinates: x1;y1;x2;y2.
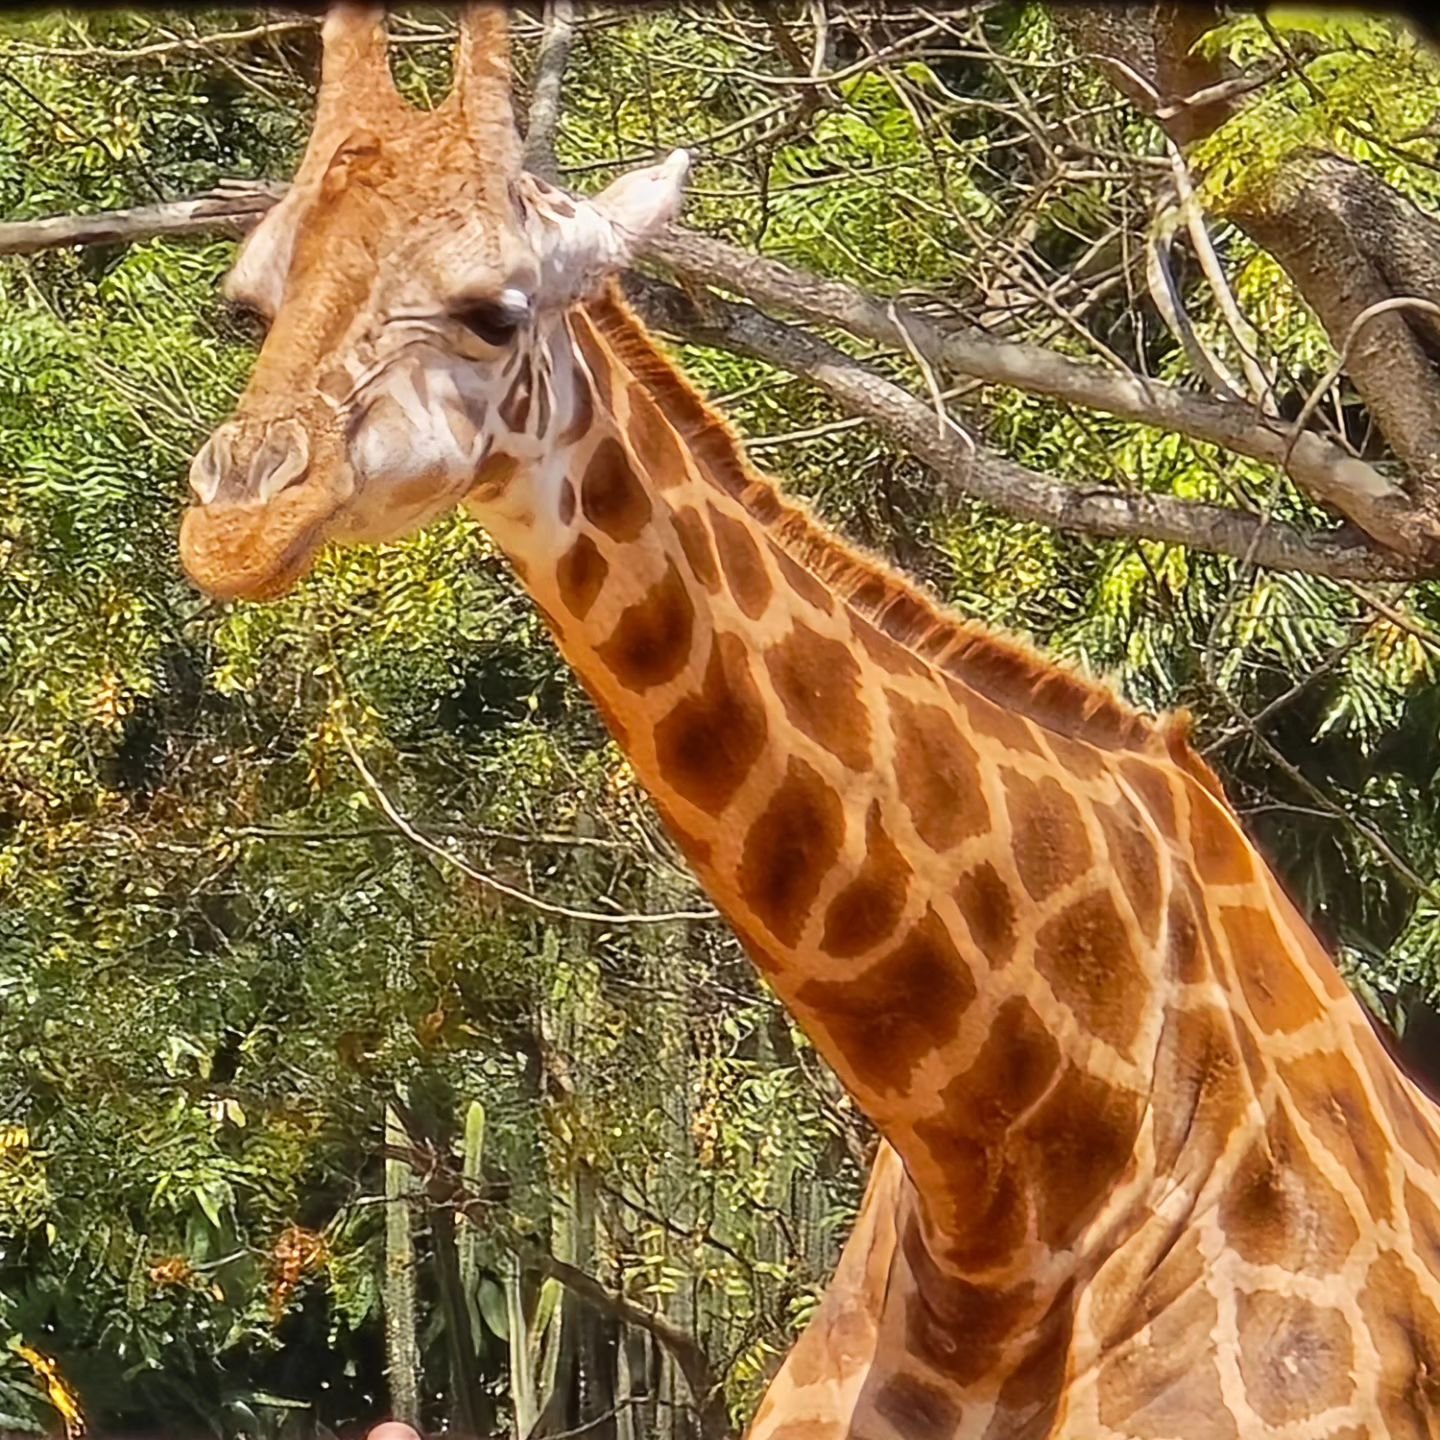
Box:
2;4;1440;1437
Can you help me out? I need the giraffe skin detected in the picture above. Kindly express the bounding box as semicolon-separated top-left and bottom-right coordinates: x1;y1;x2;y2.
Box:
176;8;1440;1437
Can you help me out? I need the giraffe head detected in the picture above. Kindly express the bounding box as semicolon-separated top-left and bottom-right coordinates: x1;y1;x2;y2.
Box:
180;2;686;601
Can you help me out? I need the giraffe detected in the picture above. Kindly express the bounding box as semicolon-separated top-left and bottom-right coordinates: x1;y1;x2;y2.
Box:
177;6;1440;1437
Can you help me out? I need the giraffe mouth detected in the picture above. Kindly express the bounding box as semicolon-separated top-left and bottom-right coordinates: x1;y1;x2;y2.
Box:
179;482;343;601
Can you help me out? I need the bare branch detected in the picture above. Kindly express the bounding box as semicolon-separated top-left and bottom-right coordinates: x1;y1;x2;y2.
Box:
624;273;1424;580
2;19;315;62
0;180;284;256
644;226;1419;559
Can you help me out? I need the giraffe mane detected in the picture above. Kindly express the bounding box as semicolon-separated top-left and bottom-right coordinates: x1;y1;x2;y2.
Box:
586;282;1211;765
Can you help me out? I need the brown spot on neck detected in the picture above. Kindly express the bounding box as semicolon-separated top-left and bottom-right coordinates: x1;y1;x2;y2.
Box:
764;621;872;771
737;756;846;947
580;437;652;542
671;505;720;592
1095;795;1163;939
626;382;689;488
797;904;975;1101
769;541;834;614
1279;1048;1394;1222
570;310;616;415
652;631;767;815
593;558;695;691
1003;770;1093;903
707;502;772;619
954;861;1018;967
1219;904;1326;1035
1034;891;1147;1057
912;994;1059;1259
1220;1103;1359;1270
560;364;595;447
820;803;912;958
1359;1251;1440;1438
890;692;989;851
1236;1291;1353;1425
498;364;532;432
874;1374;961;1436
556;533;608;621
1150;1004;1249;1176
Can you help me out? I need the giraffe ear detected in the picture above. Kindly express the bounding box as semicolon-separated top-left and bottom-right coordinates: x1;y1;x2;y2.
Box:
528;150;689;306
589;149;690;241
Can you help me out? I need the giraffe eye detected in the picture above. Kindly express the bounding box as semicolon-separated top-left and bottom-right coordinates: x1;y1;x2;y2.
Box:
452;297;527;348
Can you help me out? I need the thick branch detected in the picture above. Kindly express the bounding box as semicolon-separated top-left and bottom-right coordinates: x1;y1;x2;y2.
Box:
623;273;1424;580
1057;3;1440;559
647;226;1417;561
0;180;285;256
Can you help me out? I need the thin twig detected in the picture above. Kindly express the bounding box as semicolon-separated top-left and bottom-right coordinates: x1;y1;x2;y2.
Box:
339;727;718;927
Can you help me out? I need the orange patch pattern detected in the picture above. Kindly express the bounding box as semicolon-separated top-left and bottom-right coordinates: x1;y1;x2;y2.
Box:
625;383;689;488
1219;904;1326;1035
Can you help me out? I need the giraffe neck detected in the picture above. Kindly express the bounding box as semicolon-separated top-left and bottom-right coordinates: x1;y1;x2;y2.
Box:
470;288;1437;1353
475;289;1176;1276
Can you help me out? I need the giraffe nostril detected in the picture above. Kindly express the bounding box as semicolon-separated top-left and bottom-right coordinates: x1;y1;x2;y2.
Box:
249;418;312;502
188;429;231;506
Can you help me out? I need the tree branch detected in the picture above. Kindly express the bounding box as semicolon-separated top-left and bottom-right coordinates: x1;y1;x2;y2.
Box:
623;273;1424;580
0;179;285;256
646;225;1419;562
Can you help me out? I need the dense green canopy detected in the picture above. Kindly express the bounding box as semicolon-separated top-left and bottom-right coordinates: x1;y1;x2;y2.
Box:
3;5;1440;1437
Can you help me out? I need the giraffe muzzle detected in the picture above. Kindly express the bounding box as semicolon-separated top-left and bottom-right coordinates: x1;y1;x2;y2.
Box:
180;417;348;602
